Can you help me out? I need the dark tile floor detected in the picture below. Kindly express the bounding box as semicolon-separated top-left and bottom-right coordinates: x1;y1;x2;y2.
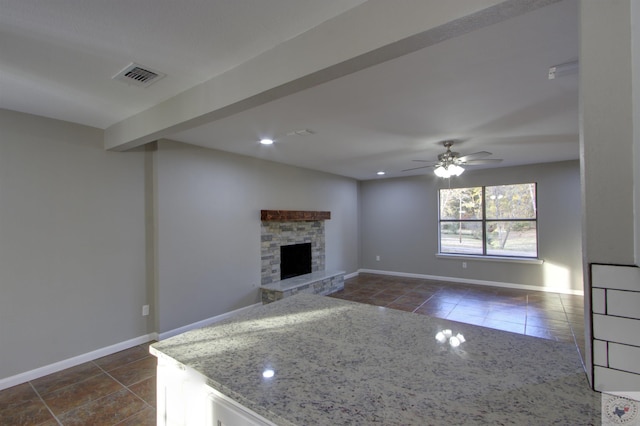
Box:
329;273;586;361
0;274;585;425
0;342;156;426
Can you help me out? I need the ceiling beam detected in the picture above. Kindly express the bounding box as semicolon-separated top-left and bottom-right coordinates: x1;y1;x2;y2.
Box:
104;0;560;151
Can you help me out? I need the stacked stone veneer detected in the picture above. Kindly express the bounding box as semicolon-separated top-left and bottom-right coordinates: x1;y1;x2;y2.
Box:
261;220;325;285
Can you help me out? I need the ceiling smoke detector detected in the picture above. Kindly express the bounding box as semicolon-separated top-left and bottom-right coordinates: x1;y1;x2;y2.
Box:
112;63;166;88
548;60;579;80
285;129;316;137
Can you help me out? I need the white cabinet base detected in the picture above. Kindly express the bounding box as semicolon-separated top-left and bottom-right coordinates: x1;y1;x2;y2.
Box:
156;356;276;426
205;387;276;426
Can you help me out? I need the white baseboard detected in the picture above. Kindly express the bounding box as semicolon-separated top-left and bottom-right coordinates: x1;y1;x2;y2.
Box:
357;269;585;296
0;333;156;391
0;303;263;392
344;271;359;280
158;302;262;341
1;302;264;392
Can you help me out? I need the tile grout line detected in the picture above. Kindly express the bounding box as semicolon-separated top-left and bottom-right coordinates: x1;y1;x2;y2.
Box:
53;361;130;424
559;296;587;369
28;381;62;426
30;354;154;425
94;347;159;422
30;363;114;425
95;359;157;411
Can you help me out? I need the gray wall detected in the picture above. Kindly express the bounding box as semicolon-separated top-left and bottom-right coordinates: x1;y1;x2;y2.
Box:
581;1;636;267
154;140;359;333
0;109;147;380
360;160;582;292
0;114;359;383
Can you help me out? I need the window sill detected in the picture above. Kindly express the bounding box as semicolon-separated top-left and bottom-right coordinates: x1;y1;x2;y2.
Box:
436;253;544;265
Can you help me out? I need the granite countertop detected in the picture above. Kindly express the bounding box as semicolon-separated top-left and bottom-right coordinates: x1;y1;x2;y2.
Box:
151;293;601;425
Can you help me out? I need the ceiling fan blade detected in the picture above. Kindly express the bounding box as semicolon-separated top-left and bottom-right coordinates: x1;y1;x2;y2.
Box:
412;159;438;164
402;165;433;172
456;151;492;162
463;158;503;165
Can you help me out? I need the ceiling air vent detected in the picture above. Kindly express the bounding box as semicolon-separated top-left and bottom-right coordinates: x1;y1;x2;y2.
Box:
112;63;165;88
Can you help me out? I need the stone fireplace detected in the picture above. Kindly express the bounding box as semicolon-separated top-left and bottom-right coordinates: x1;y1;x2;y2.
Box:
259;210;344;303
260;218;325;285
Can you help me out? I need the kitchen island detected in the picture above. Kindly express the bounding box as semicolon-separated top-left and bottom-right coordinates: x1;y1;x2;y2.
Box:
150;293;601;425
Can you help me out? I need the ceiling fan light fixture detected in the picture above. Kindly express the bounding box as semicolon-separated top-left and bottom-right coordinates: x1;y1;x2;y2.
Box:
450;164;465;176
434;165;448;178
434;164;464;178
405;141;497;176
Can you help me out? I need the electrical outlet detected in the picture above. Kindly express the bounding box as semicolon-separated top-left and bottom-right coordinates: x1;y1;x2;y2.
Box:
142;305;150;316
376;255;381;261
462;262;467;269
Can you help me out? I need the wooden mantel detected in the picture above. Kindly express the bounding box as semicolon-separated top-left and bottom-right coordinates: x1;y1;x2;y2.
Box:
261;210;331;221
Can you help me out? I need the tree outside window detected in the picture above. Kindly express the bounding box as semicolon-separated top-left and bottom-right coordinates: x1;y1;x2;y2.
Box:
439;183;537;258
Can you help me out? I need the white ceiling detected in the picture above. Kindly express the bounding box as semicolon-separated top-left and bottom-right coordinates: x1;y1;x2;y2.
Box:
0;0;367;127
1;0;579;181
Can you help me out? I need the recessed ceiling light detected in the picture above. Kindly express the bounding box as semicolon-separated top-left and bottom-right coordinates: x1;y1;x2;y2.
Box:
259;139;274;145
377;171;385;176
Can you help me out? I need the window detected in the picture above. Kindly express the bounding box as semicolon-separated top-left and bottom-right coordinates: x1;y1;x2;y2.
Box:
439;183;538;258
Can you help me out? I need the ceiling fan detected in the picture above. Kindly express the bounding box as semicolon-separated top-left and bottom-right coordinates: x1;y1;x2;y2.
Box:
403;140;502;177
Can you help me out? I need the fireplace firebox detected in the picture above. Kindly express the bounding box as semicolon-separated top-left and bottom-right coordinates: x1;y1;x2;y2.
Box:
280;243;312;280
